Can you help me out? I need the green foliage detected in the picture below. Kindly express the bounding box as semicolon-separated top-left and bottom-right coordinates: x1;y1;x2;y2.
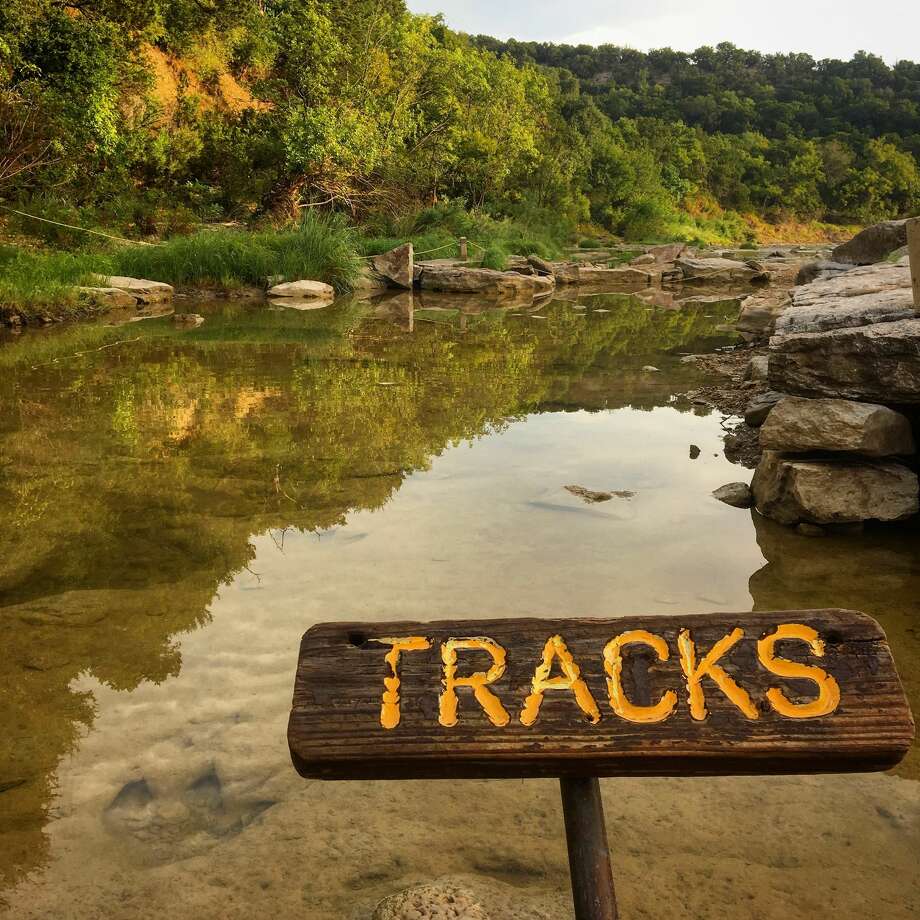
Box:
2;0;918;250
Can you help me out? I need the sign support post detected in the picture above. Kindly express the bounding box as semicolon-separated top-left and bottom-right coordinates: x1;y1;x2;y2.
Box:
559;776;618;920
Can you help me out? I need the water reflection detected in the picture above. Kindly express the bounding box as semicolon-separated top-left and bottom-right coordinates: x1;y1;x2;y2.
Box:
0;290;917;918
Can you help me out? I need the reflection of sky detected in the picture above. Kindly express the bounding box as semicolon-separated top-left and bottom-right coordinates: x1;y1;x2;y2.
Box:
406;0;917;64
8;404;919;918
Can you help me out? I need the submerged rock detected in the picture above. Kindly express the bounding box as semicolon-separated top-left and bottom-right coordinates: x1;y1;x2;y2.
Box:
372;882;490;920
832;219;909;266
172;313;205;328
751;451;919;525
759;397;915;457
713;482;753;508
267;279;335;299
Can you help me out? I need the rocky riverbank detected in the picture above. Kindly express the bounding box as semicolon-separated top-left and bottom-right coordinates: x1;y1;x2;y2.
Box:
712;218;920;535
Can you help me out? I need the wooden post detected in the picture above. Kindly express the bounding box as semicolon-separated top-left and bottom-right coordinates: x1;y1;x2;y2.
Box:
459;236;468;261
559;777;618;920
908;218;920;309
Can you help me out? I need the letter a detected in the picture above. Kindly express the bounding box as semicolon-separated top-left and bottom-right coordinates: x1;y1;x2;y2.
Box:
371;637;431;729
757;624;840;719
520;635;601;726
678;628;758;721
439;638;510;727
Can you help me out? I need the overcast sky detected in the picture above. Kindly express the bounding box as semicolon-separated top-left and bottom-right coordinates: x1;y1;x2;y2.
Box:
406;1;917;64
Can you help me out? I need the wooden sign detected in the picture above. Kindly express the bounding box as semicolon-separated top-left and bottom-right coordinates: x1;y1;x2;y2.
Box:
288;610;914;780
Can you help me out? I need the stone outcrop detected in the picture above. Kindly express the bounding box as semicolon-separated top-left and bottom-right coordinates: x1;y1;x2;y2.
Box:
759;397;915;457
369;242;414;289
549;263;652;286
674;257;770;284
832;219;909;265
418;266;554;298
775;259;915;336
526;254;555;276
267;279;335;299
768;318;920;404
102;276;174;304
751;452;919;525
77;286;139;309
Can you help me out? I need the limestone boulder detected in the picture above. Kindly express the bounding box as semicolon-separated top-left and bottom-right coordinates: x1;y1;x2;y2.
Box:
77;286;139;309
267;279;335;299
418;266;553;298
549;263;651;286
713;482;753;508
768;318;920;403
832;219;909;265
751;451;919;525
759;397;915;457
647;242;689;262
527;254;555;276
369;242;414;289
737;289;792;337
744;390;785;427
674;257;771;284
776;259;916;336
102;276;174;304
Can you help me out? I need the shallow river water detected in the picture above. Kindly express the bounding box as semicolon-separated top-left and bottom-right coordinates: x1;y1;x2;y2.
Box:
1;289;918;919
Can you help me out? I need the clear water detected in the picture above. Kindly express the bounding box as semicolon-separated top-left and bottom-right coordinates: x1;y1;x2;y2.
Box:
1;290;917;919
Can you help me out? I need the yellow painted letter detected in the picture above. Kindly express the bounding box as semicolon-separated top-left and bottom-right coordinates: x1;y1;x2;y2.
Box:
439;638;510;727
757;624;841;719
603;630;677;723
678;628;758;721
372;637;432;729
520;635;601;726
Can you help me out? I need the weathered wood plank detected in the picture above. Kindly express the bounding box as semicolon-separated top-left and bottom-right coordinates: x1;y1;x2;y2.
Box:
287;610;914;779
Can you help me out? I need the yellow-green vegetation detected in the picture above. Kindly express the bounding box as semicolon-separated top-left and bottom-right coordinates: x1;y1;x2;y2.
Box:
2;0;917;263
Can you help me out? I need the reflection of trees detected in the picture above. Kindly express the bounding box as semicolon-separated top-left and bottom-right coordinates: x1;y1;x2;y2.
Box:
748;512;920;780
0;295;732;894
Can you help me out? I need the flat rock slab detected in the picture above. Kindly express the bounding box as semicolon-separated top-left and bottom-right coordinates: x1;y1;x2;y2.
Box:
675;257;770;284
419;266;554;298
760;397;915;457
77;286;139;309
751;451;919;525
776;260;916;335
102;276;174;304
768;318;920;403
268;279;335;299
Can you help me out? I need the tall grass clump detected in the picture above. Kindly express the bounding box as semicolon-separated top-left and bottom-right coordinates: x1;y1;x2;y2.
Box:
0;245;114;318
111;214;363;292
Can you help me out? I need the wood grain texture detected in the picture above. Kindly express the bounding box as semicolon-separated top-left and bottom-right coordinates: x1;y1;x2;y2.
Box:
287;610;914;779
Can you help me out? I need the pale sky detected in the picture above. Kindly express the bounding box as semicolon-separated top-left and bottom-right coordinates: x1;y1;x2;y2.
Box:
406;0;918;64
